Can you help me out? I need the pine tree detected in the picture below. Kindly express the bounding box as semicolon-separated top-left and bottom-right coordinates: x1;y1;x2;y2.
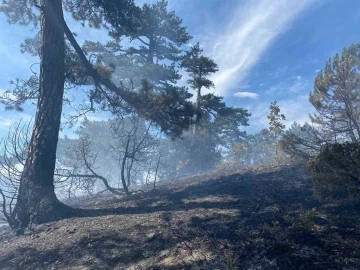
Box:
162;43;250;176
181;42;218;125
268;101;286;164
0;0;195;230
309;43;360;142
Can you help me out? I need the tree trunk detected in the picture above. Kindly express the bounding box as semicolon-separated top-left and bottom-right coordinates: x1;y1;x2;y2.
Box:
120;137;130;195
13;0;73;231
194;86;202;135
126;158;134;187
147;37;154;64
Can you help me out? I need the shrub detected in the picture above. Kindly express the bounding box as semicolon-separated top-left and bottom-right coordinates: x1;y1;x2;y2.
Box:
308;142;360;203
283;208;319;231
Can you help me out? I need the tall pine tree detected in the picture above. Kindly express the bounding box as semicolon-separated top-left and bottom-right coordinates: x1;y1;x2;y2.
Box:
0;0;195;230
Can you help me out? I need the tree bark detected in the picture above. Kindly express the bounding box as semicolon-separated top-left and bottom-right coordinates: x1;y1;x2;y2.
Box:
194;86;202;135
120;138;130;195
13;0;73;231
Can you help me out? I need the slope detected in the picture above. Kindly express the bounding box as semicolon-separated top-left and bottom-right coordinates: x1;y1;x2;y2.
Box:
0;164;359;269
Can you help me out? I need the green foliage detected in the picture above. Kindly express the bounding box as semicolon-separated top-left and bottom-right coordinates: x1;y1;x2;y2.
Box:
108;0;191;63
64;0;141;29
308;142;360;202
261;220;281;234
229;129;275;168
223;249;239;270
283;208;319;231
181;43;250;147
282;44;360;162
1;0;197;139
199;94;250;149
181;42;220;128
309;43;360;142
161;42;250;177
267;101;286;164
181;43;219;90
160;131;222;178
0;0;39;26
280;122;323;159
268;101;286;139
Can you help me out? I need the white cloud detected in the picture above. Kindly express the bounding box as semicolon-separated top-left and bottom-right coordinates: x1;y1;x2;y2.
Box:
213;42;223;50
208;0;315;96
234;92;259;99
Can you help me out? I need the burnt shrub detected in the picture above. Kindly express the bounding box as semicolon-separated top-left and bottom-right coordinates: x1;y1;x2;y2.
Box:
308;142;360;203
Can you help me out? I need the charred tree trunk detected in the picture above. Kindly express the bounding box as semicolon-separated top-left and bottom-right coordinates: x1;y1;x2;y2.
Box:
13;0;73;231
120;138;130;195
126;158;134;188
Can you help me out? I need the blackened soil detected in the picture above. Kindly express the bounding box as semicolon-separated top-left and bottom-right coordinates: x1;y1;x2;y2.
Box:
0;164;359;269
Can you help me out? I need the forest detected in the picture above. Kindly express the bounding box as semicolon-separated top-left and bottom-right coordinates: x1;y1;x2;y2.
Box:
0;0;359;269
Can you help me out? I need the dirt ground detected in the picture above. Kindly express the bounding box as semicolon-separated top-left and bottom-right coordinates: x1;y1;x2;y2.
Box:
0;164;359;269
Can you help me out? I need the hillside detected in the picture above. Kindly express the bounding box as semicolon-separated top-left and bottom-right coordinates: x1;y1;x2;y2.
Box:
0;164;359;269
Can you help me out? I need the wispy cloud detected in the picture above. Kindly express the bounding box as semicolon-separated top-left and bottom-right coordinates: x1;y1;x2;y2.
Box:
213;42;223;50
289;75;310;93
269;66;289;79
234;92;259;99
208;0;315;96
265;75;310;95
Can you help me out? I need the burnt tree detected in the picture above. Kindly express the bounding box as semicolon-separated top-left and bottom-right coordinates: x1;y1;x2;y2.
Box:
13;0;73;230
1;0;196;231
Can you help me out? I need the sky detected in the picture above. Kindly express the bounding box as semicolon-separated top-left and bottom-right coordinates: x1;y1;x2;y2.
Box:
1;0;360;139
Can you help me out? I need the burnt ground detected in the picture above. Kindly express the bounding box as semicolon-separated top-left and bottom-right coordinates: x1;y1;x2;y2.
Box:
0;164;359;270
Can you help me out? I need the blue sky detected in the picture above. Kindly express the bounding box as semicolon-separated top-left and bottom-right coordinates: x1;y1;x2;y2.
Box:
1;0;360;138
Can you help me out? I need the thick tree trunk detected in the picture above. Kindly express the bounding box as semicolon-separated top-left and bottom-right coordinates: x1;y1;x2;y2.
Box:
13;0;73;230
